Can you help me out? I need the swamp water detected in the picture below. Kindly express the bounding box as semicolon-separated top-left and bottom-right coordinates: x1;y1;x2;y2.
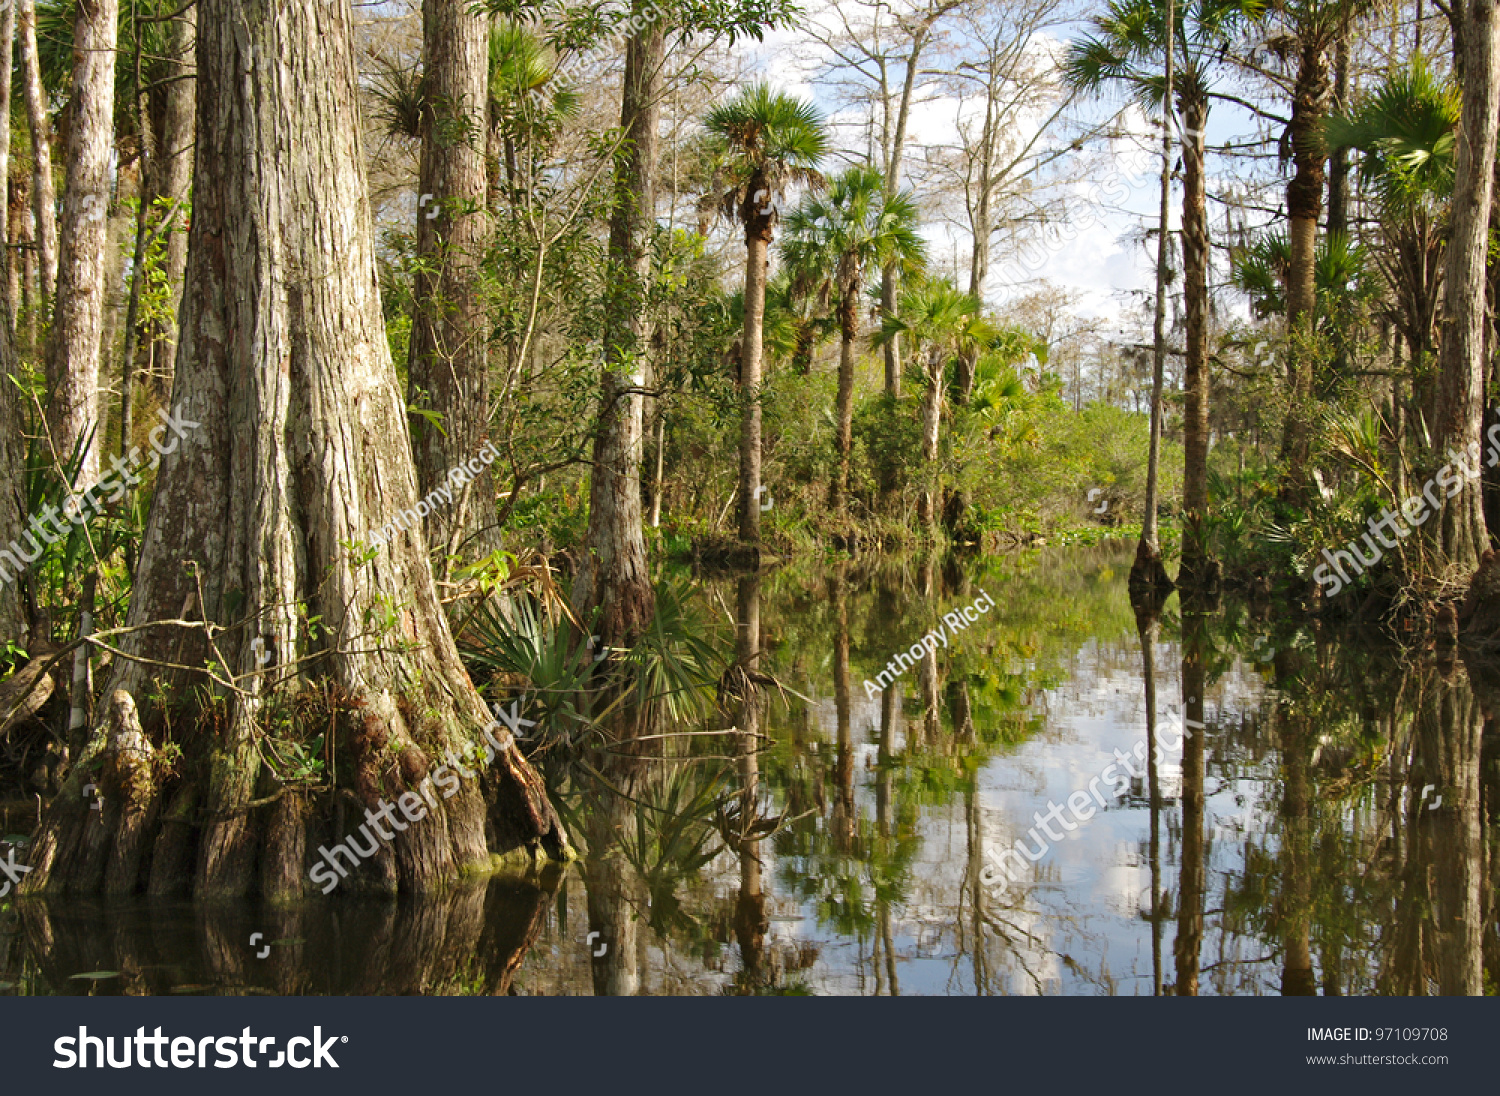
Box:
2;542;1494;995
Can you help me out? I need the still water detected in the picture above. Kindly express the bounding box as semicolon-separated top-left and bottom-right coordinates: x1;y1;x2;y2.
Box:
3;543;1494;994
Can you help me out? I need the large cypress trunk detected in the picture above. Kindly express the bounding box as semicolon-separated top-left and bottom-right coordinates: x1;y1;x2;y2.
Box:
45;0;118;486
1441;0;1500;578
21;0;569;902
408;0;500;571
573;10;662;642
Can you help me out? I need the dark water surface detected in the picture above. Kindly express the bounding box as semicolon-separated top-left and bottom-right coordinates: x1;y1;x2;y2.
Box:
3;543;1495;995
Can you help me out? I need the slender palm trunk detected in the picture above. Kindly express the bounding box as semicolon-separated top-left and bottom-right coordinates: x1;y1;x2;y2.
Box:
1132;0;1174;600
917;349;941;530
46;0;119;486
573;11;663;641
1178;95;1215;590
738;221;770;545
21;0;569;901
832;287;858;511
1280;38;1329;500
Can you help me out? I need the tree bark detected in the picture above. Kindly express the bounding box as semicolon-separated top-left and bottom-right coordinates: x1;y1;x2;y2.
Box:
21;0;570;902
1280;37;1330;499
1178;94;1215;590
1438;0;1500;576
573;8;661;643
0;0;14;327
1131;2;1174;601
832;281;858;512
146;3;196;403
408;0;500;573
46;0;119;487
917;349;941;530
737;212;769;546
18;0;57;314
0;304;25;644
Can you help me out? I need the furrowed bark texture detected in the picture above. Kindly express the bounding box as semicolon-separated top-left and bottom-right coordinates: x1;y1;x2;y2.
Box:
573;13;662;643
21;0;569;902
409;0;501;569
45;0;118;486
1437;0;1500;575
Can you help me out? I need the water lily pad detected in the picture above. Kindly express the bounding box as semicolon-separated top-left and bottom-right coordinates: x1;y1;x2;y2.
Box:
69;971;120;981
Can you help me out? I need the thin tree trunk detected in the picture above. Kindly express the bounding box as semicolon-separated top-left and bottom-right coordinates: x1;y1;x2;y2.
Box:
650;404;665;527
18;0;56;314
408;0;500;574
46;0;119;486
917;349;941;530
147;4;195;403
1132;0;1174;600
573;7;661;642
0;0;14;328
1441;0;1500;577
1179;94;1214;590
0;301;25;643
1280;37;1330;499
21;0;570;902
737;221;769;546
833;291;858;512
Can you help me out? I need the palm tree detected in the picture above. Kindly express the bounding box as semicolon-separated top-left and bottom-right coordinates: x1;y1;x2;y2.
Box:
1325;61;1458;438
1255;0;1372;496
1066;0;1257;590
874;278;991;530
781;166;926;512
705;84;828;548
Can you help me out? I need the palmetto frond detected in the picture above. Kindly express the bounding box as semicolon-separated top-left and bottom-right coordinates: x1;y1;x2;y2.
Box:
704;83;829;228
781;166;927;320
1064;0;1261;109
1324;58;1459;215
